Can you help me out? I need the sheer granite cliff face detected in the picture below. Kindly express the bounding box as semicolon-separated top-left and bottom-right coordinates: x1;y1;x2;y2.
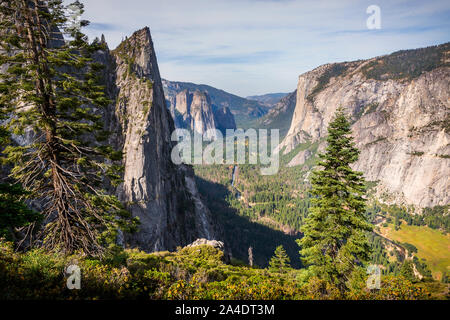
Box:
105;28;218;251
174;89;218;139
164;83;236;136
213;106;237;134
279;44;449;208
162;79;247;129
1;26;219;251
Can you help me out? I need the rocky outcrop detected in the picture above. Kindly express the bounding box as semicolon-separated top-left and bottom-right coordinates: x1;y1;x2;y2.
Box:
174;89;218;139
262;90;297;126
106;28;219;251
279;43;450;208
185;238;225;251
162;79;266;126
165;84;237;136
185;238;230;262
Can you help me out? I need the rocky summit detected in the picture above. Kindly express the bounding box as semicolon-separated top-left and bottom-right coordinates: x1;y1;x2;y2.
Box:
162;79;268;127
100;27;220;251
163;82;236;136
278;43;450;208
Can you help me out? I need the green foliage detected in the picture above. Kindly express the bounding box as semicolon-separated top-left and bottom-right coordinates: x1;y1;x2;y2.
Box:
367;232;402;273
0;123;42;240
0;184;42;240
380;203;449;233
247;91;297;139
307;64;349;102
408;151;424;156
348;273;429;300
361;42;449;80
413;256;432;279
0;241;434;300
269;245;291;273
421;206;450;233
402;242;418;254
399;260;417;282
192;119;445;286
194;171;302;268
365;136;387;147
0;0;137;255
298;108;373;291
142;102;150;118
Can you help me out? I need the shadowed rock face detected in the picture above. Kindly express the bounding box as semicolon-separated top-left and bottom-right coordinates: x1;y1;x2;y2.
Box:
175;89;192;115
213;106;236;135
255;90;297;139
105;27;219;251
280;43;450;208
262;90;297;127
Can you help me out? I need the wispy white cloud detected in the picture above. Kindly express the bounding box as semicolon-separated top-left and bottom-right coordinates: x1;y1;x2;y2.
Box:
74;0;450;96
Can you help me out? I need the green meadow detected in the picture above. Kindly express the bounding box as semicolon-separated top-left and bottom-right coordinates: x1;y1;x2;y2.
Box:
382;224;450;280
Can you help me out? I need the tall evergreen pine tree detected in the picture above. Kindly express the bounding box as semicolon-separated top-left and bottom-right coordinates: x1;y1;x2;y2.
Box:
0;0;137;255
298;107;372;291
269;245;291;273
399;260;416;282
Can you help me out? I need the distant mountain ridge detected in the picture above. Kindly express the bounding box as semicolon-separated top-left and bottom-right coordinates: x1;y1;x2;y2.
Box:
168;88;236;137
162;79;270;127
247;90;297;138
246;92;290;107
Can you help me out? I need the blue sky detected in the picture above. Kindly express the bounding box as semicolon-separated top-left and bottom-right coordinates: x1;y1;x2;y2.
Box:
77;0;450;96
